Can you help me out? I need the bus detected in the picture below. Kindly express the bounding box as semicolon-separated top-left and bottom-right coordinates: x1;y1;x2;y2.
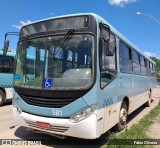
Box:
0;49;33;106
0;50;15;106
9;13;156;139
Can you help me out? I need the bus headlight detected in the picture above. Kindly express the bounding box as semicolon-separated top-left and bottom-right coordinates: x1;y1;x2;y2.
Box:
69;105;96;123
13;101;22;114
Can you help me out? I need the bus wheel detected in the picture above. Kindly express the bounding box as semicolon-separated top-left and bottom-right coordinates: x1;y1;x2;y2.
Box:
0;90;5;107
144;91;152;107
114;101;128;132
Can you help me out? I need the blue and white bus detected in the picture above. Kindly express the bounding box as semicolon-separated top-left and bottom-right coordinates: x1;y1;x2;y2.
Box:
0;50;15;106
10;13;156;139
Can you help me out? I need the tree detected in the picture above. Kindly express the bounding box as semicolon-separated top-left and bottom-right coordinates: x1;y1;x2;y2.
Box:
150;57;160;68
150;57;160;78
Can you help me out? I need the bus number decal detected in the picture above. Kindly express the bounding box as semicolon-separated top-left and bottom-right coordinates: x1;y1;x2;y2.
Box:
51;110;63;116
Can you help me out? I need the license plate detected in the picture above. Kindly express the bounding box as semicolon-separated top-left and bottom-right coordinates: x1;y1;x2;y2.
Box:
36;121;51;129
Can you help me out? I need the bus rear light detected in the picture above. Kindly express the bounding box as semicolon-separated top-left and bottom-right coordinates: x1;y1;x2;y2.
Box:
13;101;22;114
69;105;96;123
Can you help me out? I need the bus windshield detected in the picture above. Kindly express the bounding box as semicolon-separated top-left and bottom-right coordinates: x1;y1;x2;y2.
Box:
14;34;94;90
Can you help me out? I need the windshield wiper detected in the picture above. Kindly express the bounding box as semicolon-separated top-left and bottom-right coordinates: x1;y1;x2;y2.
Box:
60;28;76;48
53;28;76;55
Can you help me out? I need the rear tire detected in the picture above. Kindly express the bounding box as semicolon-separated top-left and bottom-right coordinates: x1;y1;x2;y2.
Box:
113;101;128;132
144;91;152;107
0;90;6;107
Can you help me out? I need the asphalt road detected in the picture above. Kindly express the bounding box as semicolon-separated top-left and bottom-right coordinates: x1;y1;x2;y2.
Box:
0;85;160;148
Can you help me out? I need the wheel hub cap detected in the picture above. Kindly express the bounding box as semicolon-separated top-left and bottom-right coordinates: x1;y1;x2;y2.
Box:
0;94;2;102
120;108;127;122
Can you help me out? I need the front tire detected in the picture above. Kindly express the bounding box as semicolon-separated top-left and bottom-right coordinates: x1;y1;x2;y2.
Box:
0;90;6;107
113;101;128;132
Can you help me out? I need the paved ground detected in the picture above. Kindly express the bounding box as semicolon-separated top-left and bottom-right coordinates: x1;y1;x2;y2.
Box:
0;85;160;148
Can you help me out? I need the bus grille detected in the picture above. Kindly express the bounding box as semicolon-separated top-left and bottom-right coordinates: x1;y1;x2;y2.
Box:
24;119;69;133
19;94;77;108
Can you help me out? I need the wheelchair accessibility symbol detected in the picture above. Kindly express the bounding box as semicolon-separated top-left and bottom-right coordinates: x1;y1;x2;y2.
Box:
44;78;52;88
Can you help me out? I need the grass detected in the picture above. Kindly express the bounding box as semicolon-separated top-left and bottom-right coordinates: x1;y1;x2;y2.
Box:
104;104;160;148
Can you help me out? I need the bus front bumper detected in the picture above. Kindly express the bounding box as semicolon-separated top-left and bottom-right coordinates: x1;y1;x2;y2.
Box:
13;108;97;139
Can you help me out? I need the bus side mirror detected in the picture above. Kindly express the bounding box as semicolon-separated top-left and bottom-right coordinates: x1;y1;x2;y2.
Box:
99;39;103;70
3;40;10;56
99;22;115;56
106;38;115;56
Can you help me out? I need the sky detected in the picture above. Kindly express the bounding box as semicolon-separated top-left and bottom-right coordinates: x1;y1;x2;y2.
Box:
0;0;160;58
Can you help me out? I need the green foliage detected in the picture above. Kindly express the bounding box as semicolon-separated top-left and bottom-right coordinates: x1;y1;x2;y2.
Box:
150;57;160;68
157;73;160;78
150;57;160;78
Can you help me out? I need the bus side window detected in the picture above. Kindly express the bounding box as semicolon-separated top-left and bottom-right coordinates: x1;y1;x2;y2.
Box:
132;50;140;75
140;56;147;76
99;29;117;89
119;41;133;74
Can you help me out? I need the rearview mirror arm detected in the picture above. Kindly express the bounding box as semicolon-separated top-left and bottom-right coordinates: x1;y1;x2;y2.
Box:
4;32;20;44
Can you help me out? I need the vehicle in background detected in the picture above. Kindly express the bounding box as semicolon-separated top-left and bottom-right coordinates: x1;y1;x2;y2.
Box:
0;50;15;106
